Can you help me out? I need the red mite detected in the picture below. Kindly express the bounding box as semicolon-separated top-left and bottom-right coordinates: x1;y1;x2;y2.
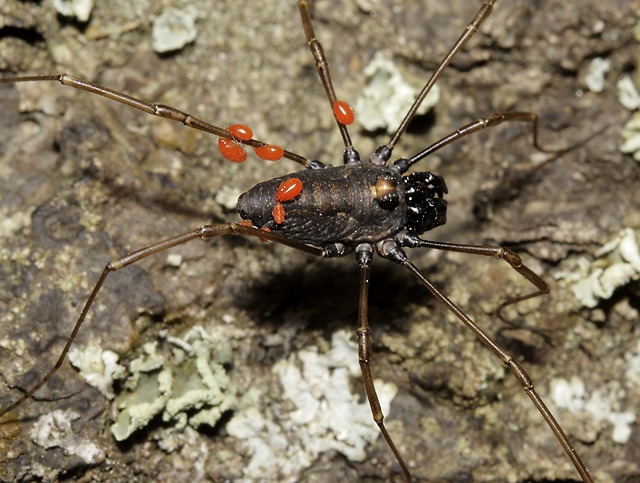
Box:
272;178;303;224
276;178;303;202
238;219;270;242
273;201;285;224
218;137;247;162
228;124;253;140
254;145;284;161
332;100;355;125
218;124;285;162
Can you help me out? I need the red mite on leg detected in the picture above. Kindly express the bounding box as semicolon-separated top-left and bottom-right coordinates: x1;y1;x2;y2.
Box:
218;137;247;162
259;226;271;242
254;144;284;161
218;124;251;162
332;100;355;125
227;124;253;140
238;219;271;242
218;123;285;162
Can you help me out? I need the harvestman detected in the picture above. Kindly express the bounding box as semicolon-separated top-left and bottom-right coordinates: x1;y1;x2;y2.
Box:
0;1;596;481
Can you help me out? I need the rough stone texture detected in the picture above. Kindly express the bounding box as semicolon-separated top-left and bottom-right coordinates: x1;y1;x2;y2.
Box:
0;0;638;482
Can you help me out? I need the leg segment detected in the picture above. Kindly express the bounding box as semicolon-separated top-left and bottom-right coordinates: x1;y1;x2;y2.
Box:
0;223;322;418
394;111;553;173
0;75;312;168
297;0;358;164
375;0;498;163
397;233;550;314
355;246;412;482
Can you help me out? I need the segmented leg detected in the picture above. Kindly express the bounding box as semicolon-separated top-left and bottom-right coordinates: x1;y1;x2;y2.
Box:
0;224;322;419
0;75;312;168
395;111;554;173
355;245;412;482
398;234;555;343
298;0;359;165
397;233;550;311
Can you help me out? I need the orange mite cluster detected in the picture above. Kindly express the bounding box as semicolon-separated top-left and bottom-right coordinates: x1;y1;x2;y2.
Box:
217;124;285;163
273;178;303;224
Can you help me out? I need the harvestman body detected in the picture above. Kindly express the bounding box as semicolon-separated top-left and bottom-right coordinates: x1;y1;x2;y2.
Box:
0;1;596;481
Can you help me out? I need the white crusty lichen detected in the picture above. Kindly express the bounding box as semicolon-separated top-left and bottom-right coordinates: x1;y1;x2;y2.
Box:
551;376;635;444
110;327;233;441
621;110;640;162
68;346;126;400
152;8;198;54
585;57;610;93
559;228;640;308
618;76;640;111
626;340;640;389
354;53;440;133
31;409;105;464
619;76;640;161
226;329;398;481
52;0;94;23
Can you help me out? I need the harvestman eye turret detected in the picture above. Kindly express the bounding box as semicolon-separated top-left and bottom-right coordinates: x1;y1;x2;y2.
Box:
0;1;597;482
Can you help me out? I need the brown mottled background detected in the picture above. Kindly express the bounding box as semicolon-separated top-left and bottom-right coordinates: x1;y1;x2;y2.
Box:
0;0;638;481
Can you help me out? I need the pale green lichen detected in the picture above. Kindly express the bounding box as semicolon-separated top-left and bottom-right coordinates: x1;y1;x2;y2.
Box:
111;345;173;441
109;327;233;441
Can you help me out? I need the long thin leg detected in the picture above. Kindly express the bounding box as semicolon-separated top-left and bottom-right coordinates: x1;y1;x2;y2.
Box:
385;250;595;483
0;223;322;419
374;0;498;164
0;75;312;168
298;0;358;164
355;246;412;482
394;111;553;173
397;233;549;312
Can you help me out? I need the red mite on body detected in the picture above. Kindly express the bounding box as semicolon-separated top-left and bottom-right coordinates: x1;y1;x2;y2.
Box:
272;178;303;224
276;178;303;202
273;201;285;224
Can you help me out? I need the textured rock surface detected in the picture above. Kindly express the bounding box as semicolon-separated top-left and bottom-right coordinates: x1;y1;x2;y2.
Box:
0;0;638;481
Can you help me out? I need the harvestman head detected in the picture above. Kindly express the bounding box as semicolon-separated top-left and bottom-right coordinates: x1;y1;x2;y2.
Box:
0;1;597;481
